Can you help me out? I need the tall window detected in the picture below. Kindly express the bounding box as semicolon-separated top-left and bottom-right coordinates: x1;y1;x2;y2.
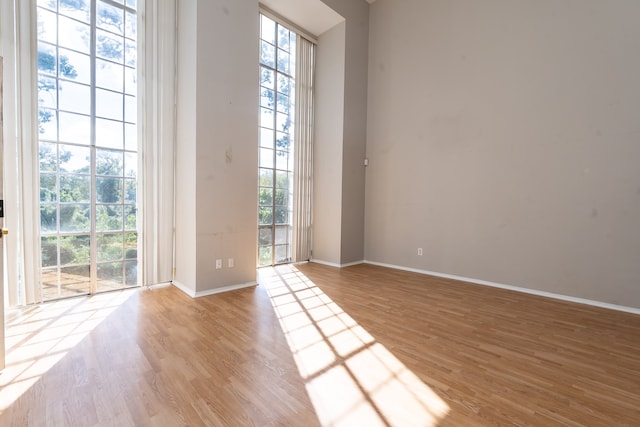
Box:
37;0;139;300
258;14;296;267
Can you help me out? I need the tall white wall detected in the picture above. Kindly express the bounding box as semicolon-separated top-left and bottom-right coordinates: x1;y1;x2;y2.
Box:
312;0;369;266
313;21;345;265
175;0;198;292
175;0;258;293
365;0;640;308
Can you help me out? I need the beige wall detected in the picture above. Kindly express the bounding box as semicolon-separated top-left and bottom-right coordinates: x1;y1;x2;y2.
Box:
175;0;258;293
175;0;198;291
365;0;640;307
312;0;369;266
313;21;345;265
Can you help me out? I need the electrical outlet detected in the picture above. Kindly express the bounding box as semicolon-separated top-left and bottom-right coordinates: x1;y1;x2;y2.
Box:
417;248;423;256
228;258;234;268
216;259;222;269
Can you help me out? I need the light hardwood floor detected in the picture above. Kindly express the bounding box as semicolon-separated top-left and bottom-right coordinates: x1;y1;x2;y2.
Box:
1;263;639;426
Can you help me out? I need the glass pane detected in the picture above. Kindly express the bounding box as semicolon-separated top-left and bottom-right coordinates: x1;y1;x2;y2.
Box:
40;204;57;232
58;112;90;145
60;0;91;22
276;132;290;152
259;207;273;225
259;188;273;206
124;66;136;95
124;123;137;150
96;88;123;121
59;0;90;22
124;153;137;177
38;43;57;76
277;49;290;74
124;179;136;203
259;148;274;169
39;143;57;172
260;67;275;89
275;244;290;263
126;0;137;9
96;177;123;203
259;169;273;187
37;8;57;43
124;205;136;230
276;151;288;171
260;107;274;129
60;235;90;265
124;95;136;123
60;204;91;232
260;41;275;68
60;174;91;202
41;268;59;300
97;30;124;62
97;262;124;291
275;226;289;245
96;204;123;231
59;81;90;114
97;0;124;35
261;88;275;109
125;11;137;39
40;173;57;203
97;233;123;262
258;246;272;267
276;112;290;133
96;59;124;91
276;171;289;188
58;15;90;53
59;49;91;84
96;149;123;175
261;15;276;44
96;119;124;149
125;39;136;67
259;228;272;246
59;145;90;173
60;265;90;295
275;188;287;206
277;73;290;95
125;233;137;259
38;0;56;12
276;93;289;114
278;26;290;52
290;36;297;76
41;236;58;267
125;260;138;286
38;108;57;141
38;76;57;108
275;207;289;225
260;128;274;149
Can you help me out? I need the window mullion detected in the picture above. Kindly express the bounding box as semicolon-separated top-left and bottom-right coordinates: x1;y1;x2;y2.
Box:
89;0;98;294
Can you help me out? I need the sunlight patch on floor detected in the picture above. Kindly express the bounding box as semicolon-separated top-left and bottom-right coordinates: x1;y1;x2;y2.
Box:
261;265;450;427
0;289;137;412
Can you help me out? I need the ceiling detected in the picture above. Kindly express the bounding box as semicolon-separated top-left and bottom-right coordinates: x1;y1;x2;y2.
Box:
261;0;345;37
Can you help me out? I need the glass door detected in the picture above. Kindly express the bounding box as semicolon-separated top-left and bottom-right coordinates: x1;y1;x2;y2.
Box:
37;0;139;300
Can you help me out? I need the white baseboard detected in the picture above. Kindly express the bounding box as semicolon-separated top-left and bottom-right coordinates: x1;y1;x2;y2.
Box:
171;280;195;297
310;259;365;268
144;282;172;290
194;282;257;298
364;260;640;316
171;280;257;298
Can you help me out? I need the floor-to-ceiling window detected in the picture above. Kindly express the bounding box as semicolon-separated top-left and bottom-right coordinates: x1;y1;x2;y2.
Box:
37;0;139;300
258;13;296;267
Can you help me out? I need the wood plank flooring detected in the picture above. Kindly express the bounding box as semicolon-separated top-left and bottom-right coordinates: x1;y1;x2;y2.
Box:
1;262;639;426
